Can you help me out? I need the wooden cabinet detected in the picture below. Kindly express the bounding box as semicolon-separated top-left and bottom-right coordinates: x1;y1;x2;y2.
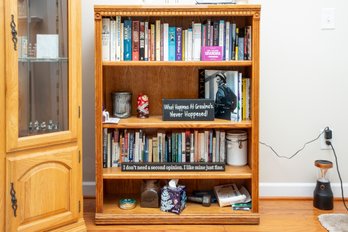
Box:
94;5;260;225
1;0;86;231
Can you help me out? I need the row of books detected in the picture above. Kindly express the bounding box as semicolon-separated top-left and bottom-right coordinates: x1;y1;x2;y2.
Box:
199;69;251;122
102;16;252;62
103;128;232;168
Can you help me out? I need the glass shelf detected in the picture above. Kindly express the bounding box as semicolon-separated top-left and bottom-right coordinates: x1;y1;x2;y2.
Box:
18;57;68;62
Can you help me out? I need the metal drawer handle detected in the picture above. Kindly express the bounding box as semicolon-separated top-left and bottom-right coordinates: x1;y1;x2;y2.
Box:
10;183;17;217
10;14;18;51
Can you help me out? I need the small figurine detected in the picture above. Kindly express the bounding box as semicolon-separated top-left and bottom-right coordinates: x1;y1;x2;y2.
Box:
48;120;53;131
28;121;33;132
34;120;40;131
137;93;149;118
40;121;46;131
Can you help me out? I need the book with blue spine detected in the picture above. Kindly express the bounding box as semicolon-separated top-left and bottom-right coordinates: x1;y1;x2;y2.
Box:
123;19;132;61
168;26;176;61
177;132;182;162
128;130;135;162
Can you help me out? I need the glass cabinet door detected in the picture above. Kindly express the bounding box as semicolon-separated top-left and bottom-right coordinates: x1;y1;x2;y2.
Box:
18;0;68;137
6;0;79;151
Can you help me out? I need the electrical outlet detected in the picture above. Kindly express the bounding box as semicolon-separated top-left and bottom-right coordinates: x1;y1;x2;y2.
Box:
320;128;332;150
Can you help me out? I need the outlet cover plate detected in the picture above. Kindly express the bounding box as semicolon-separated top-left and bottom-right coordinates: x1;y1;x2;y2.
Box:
320;129;332;150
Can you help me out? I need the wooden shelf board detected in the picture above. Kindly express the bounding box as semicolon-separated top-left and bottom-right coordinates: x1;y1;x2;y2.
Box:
103;116;252;129
103;165;252;179
95;195;259;225
103;61;252;67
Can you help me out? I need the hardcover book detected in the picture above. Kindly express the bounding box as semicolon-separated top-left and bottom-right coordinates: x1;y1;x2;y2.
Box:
101;18;110;61
168;26;176;61
139;21;145;61
132;21;140;61
175;27;182;61
203;70;239;121
123;19;132;61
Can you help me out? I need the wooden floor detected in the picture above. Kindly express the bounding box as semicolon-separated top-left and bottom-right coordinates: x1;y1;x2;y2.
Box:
84;198;347;232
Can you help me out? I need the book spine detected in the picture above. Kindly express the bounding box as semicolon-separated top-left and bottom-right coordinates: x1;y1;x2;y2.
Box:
167;134;171;162
144;136;149;162
107;131;111;167
192;23;202;61
194;130;199;162
139;21;145;61
155;20;161;61
163;23;169;61
212;21;219;46
150;24;155;61
206;19;211;46
123;19;132;61
148;136;153;163
110;18;116;61
238;72;242;122
209;130;213;162
238;28;244;61
132;21;140;61
168;26;176;61
102;18;111;61
187;28;193;61
230;23;236;60
225;21;230;61
177;132;182;162
183;30;187;61
185;131;191;162
144;21;149;61
215;130;220;162
160;23;164;61
246;78;251;120
218;20;225;59
120;22;124;61
235;28;239;60
190;132;194;162
116;16;121;61
175;27;182;61
172;132;176;162
201;24;206;49
103;128;108;167
220;131;225;163
158;132;162;162
246;25;252;60
152;137;158;162
242;78;247;120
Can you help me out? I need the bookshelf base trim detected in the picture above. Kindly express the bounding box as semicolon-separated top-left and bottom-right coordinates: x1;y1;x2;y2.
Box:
95;213;260;225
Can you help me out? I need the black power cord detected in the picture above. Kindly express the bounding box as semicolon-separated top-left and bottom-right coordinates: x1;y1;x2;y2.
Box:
259;127;326;159
260;126;348;212
326;141;348;212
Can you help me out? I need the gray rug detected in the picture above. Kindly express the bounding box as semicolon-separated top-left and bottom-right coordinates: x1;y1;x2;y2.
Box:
318;214;348;232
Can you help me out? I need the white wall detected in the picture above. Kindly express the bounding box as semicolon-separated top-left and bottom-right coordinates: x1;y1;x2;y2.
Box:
82;0;348;197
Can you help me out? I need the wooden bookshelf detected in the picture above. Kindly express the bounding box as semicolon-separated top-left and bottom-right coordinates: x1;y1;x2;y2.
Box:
95;5;260;225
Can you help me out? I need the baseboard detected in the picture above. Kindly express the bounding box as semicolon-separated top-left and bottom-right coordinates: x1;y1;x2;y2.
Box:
83;181;95;197
260;182;348;197
83;181;348;198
